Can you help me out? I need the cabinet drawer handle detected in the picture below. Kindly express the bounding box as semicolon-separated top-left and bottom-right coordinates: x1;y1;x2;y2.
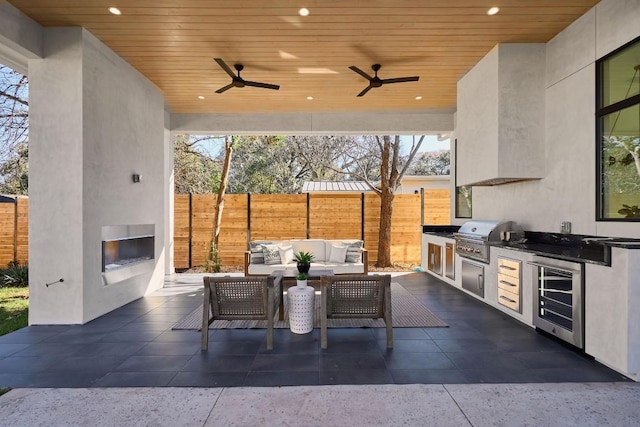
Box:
499;280;517;287
499;265;517;271
500;295;516;304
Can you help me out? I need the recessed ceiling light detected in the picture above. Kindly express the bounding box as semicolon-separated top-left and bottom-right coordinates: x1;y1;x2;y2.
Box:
297;67;338;74
307;96;314;100
198;95;205;100
299;8;310;17
487;7;500;15
415;96;423;100
108;7;121;15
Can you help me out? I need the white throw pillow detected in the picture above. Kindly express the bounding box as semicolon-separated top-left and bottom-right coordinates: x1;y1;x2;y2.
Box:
278;245;294;264
329;245;348;263
262;244;282;265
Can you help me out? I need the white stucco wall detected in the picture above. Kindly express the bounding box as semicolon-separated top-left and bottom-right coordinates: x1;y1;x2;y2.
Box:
459;0;640;238
28;28;166;324
399;175;450;194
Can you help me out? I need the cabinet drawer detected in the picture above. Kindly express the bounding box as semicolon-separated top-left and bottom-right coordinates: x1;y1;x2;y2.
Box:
498;287;521;312
498;272;520;293
498;257;520;278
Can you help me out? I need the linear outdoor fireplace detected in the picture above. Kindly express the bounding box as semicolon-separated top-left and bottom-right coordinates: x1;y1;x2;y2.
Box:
102;224;154;284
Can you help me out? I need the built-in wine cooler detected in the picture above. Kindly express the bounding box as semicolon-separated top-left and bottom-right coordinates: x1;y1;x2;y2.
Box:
529;256;584;349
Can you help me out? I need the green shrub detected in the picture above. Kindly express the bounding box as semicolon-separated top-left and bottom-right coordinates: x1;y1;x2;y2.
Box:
1;261;29;288
204;242;221;273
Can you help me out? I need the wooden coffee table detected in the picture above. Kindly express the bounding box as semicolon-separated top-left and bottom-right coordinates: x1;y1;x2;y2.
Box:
273;269;334;321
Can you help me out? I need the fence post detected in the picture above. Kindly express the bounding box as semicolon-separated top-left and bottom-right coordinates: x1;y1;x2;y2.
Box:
306;193;310;239
247;193;251;247
13;197;18;263
188;193;193;269
360;193;365;241
420;188;424;225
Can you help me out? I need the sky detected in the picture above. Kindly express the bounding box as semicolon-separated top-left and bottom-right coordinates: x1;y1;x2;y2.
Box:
191;134;450;158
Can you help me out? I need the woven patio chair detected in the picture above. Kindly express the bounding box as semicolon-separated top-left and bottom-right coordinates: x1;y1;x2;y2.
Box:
320;274;393;349
201;274;282;351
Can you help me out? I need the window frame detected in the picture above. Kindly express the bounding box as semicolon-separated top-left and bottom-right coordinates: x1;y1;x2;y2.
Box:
453;138;472;219
595;35;640;222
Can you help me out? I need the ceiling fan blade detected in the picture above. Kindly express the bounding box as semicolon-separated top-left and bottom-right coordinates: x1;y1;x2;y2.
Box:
356;85;373;97
381;76;420;84
349;66;373;81
244;80;280;90
215;83;235;94
214;58;236;79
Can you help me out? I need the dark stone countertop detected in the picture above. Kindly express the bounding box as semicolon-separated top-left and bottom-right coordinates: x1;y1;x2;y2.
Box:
422;225;459;239
489;231;640;266
489;241;610;266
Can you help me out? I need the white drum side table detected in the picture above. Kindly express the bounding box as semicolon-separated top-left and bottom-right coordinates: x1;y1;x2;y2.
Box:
287;285;315;334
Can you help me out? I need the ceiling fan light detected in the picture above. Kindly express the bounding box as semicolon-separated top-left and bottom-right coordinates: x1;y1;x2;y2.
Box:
108;7;121;15
487;7;500;16
198;95;205;100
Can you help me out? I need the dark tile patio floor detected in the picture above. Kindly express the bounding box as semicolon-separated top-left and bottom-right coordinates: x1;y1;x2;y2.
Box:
0;272;631;388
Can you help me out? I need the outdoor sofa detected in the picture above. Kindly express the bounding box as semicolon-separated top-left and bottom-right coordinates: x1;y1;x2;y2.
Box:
244;238;368;276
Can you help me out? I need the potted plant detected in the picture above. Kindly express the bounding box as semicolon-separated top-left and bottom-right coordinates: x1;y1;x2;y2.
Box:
296;272;307;289
293;251;314;274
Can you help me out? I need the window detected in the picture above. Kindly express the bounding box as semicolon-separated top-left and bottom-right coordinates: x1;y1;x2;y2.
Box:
596;37;640;221
454;139;472;218
455;186;472;218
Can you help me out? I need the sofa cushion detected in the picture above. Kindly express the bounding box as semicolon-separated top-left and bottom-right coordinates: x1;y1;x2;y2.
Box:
262;244;282;265
328;245;347;263
248;263;297;276
321;262;366;274
248;261;364;276
249;241;268;264
291;239;326;262
343;240;364;263
278;245;294;264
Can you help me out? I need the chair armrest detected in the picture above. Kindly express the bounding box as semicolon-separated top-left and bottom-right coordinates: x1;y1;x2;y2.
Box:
361;248;368;274
244;250;251;276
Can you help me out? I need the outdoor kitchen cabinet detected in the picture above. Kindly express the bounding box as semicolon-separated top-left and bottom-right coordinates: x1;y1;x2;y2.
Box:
422;234;458;287
497;256;521;313
427;243;442;276
584;248;640;381
456;44;545;186
489;247;534;326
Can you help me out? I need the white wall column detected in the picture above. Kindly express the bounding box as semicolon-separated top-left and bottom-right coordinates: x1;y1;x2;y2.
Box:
28;28;166;324
164;111;175;276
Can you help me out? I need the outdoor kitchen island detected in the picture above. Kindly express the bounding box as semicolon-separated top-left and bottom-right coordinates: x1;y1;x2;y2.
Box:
422;226;640;381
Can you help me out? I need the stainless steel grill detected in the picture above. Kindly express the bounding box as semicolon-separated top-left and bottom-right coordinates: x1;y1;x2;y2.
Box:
454;220;524;264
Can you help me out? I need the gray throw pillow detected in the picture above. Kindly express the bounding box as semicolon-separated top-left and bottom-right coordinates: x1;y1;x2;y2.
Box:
343;240;364;263
249;242;267;264
261;244;282;265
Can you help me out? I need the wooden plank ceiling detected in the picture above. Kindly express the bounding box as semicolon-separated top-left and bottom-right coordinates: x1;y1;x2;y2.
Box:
8;0;599;114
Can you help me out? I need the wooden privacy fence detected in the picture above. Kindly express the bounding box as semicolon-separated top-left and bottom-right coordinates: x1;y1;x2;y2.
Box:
0;196;28;267
174;190;450;269
0;190;450;269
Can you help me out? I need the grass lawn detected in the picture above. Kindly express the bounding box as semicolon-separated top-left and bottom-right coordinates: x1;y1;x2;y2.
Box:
0;287;29;336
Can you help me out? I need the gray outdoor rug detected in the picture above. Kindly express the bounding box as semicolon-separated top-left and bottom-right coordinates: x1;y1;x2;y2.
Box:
172;282;448;330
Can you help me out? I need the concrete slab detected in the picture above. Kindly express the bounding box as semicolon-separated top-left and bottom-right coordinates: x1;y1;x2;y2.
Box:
206;384;468;427
445;383;640;427
1;382;639;426
0;388;222;427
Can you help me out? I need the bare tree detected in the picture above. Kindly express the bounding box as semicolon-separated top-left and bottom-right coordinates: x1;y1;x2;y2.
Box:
0;65;29;194
325;135;425;267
